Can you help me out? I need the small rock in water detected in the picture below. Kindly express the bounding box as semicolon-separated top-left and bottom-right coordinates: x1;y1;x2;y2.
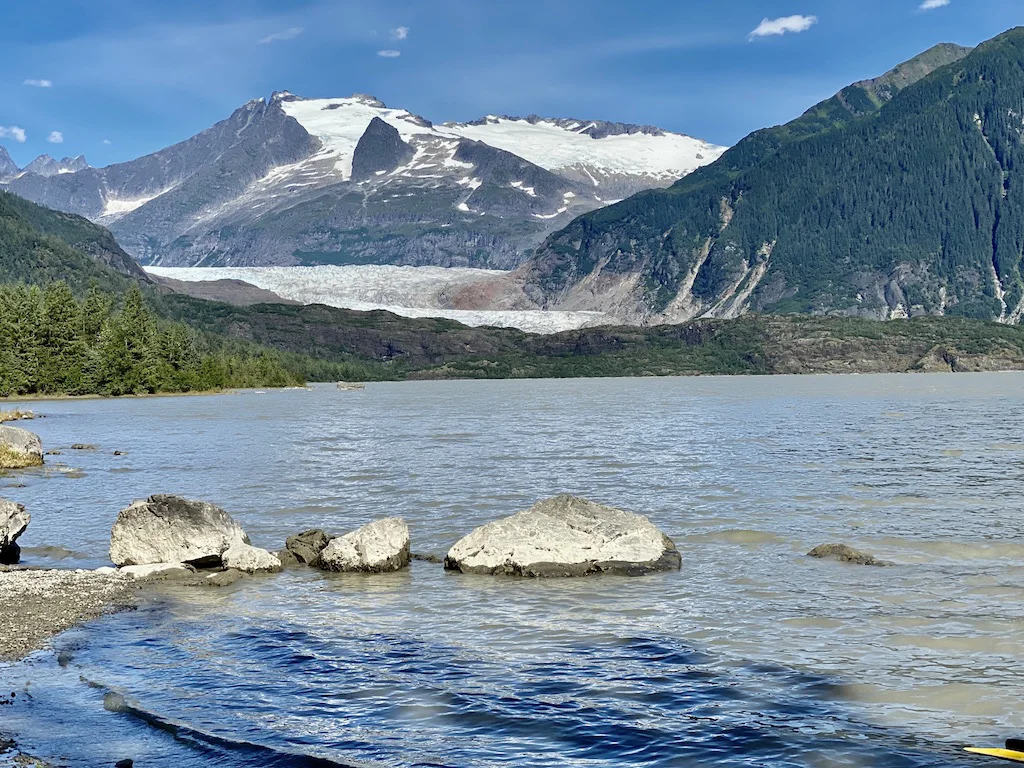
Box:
115;760;134;768
412;553;443;564
109;494;250;567
221;543;282;574
0;499;30;565
274;548;301;568
113;450;128;456
807;543;885;566
70;444;98;451
119;563;197;582
317;518;410;573
204;569;245;587
445;495;681;577
44;450;62;456
285;528;333;565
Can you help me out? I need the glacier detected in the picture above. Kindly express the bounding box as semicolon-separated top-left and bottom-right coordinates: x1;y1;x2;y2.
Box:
146;265;615;334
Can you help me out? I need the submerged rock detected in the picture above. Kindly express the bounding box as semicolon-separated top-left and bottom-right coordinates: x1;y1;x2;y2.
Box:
0;499;30;565
412;553;444;564
222;543;282;574
317;518;410;573
445;495;681;577
109;494;250;567
0;426;43;470
807;543;884;566
285;528;333;565
70;444;98;451
119;563;197;581
204;569;245;587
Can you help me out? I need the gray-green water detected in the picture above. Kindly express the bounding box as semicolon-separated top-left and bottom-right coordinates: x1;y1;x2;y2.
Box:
2;374;1023;767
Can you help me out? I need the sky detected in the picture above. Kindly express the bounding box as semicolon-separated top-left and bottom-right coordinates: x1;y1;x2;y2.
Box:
2;0;1023;168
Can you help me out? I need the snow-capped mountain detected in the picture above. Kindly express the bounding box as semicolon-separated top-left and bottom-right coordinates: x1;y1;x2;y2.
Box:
22;154;89;177
0;151;89;181
1;92;725;268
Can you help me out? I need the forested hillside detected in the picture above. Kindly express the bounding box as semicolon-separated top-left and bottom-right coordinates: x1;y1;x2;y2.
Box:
523;31;1024;324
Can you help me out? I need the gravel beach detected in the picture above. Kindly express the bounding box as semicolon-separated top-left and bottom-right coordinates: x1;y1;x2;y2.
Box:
0;568;136;662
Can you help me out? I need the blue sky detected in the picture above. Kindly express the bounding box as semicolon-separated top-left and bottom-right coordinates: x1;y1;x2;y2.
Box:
2;0;1023;168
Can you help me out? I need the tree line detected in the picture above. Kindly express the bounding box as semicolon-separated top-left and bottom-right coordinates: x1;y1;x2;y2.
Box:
0;281;303;397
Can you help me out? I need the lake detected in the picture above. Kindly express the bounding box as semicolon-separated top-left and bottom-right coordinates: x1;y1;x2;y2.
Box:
2;373;1023;767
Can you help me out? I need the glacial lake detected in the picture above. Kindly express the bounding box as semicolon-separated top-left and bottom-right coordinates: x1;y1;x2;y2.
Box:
2;374;1023;767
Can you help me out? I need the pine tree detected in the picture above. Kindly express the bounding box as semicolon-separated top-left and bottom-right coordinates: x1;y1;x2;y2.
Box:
98;285;159;395
38;281;85;393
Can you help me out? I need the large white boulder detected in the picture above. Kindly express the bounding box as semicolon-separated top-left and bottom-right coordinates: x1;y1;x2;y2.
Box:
222;543;282;574
0;499;30;564
317;518;410;573
0;426;43;470
109;495;249;567
445;495;681;577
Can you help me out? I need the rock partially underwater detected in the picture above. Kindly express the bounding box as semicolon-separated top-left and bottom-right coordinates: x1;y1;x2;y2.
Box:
445;495;680;577
109;494;249;567
317;518;411;573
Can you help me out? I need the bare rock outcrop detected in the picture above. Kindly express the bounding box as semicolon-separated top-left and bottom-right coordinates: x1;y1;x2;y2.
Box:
109;494;249;567
0;499;30;565
317;518;410;573
445;495;681;577
0;426;43;470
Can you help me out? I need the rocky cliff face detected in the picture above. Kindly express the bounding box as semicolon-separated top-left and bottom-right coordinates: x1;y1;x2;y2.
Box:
517;38;1024;324
1;93;725;269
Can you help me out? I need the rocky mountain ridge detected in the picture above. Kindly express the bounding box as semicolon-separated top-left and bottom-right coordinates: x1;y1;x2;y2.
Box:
0;152;89;181
0;93;725;269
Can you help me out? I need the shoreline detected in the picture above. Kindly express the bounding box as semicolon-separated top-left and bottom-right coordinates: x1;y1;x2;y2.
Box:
0;567;138;663
0;388;240;405
0;567;140;766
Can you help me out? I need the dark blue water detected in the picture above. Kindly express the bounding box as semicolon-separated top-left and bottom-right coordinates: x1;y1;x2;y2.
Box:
2;375;1023;766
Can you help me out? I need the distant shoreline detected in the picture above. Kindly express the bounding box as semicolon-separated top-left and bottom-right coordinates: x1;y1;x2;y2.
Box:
0;388;240;405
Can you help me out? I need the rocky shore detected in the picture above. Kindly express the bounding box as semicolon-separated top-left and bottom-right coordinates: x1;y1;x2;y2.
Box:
0;567;136;662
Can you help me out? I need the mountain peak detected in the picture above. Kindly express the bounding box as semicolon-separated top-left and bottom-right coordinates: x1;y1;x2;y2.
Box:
22;154;90;177
0;146;19;179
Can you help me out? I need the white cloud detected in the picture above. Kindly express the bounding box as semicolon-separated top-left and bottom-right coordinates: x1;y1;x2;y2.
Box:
377;49;401;57
23;79;53;88
919;0;950;9
48;131;64;144
391;26;409;40
0;126;27;143
749;15;818;40
103;138;112;145
258;26;304;44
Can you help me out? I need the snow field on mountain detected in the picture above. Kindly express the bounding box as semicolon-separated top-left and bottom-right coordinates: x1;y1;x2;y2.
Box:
279;95;727;187
146;265;614;333
444;117;727;180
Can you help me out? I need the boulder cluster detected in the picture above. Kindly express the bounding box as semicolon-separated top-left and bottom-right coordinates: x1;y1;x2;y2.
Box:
104;494;413;582
97;493;680;582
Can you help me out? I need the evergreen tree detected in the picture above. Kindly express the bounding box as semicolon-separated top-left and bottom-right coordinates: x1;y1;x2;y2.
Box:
38;281;85;393
98;285;159;395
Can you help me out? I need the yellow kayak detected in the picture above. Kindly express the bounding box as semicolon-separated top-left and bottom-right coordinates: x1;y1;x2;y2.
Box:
965;748;1024;763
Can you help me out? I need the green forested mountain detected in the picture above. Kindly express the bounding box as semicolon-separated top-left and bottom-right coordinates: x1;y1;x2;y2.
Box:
4;186;1024;387
522;30;1024;324
0;192;312;395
